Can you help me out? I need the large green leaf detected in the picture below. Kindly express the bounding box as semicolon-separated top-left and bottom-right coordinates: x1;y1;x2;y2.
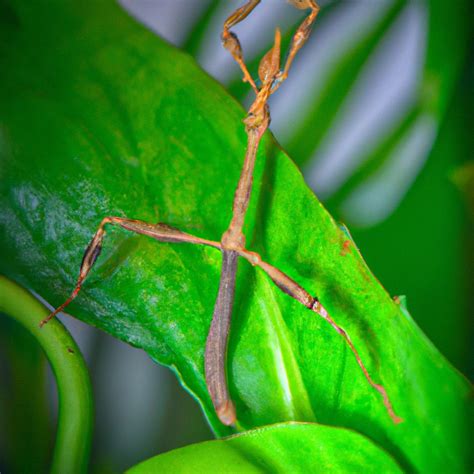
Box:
127;422;403;473
340;80;471;372
0;1;470;472
325;0;472;370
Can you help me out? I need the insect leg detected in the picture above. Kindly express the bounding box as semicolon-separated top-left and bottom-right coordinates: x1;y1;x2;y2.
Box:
237;248;402;424
222;0;261;94
273;0;320;91
39;217;220;327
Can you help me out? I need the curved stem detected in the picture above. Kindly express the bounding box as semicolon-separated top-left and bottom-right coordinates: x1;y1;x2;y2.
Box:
0;275;93;474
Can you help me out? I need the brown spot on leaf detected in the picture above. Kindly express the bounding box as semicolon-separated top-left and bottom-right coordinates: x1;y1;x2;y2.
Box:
340;240;351;256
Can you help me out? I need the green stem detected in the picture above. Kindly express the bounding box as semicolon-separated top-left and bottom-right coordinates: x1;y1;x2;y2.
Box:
0;275;93;474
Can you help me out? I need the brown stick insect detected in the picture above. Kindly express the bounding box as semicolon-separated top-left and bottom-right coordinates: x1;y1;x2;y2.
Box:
40;0;402;426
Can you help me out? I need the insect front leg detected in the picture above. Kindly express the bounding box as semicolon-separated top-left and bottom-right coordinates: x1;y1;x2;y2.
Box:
273;0;320;91
222;0;261;94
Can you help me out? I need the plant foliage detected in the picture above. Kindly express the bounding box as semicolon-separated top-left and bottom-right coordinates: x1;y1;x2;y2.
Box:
0;0;470;471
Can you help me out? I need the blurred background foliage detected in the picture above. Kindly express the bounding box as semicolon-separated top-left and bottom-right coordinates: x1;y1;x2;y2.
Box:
0;0;472;472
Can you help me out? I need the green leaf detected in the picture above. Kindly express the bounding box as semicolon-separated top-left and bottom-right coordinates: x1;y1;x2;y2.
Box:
344;77;472;373
325;105;421;211
285;0;406;167
324;0;472;369
0;1;470;472
325;0;471;217
424;0;471;118
127;422;403;473
452;161;474;217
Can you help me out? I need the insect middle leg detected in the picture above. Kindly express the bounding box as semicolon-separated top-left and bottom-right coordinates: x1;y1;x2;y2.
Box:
39;217;219;327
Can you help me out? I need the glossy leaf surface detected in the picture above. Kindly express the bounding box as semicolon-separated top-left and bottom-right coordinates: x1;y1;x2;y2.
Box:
326;0;471;368
0;1;470;472
127;422;403;473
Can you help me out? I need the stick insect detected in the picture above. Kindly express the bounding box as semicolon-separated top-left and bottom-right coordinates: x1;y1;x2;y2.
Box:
40;0;402;426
